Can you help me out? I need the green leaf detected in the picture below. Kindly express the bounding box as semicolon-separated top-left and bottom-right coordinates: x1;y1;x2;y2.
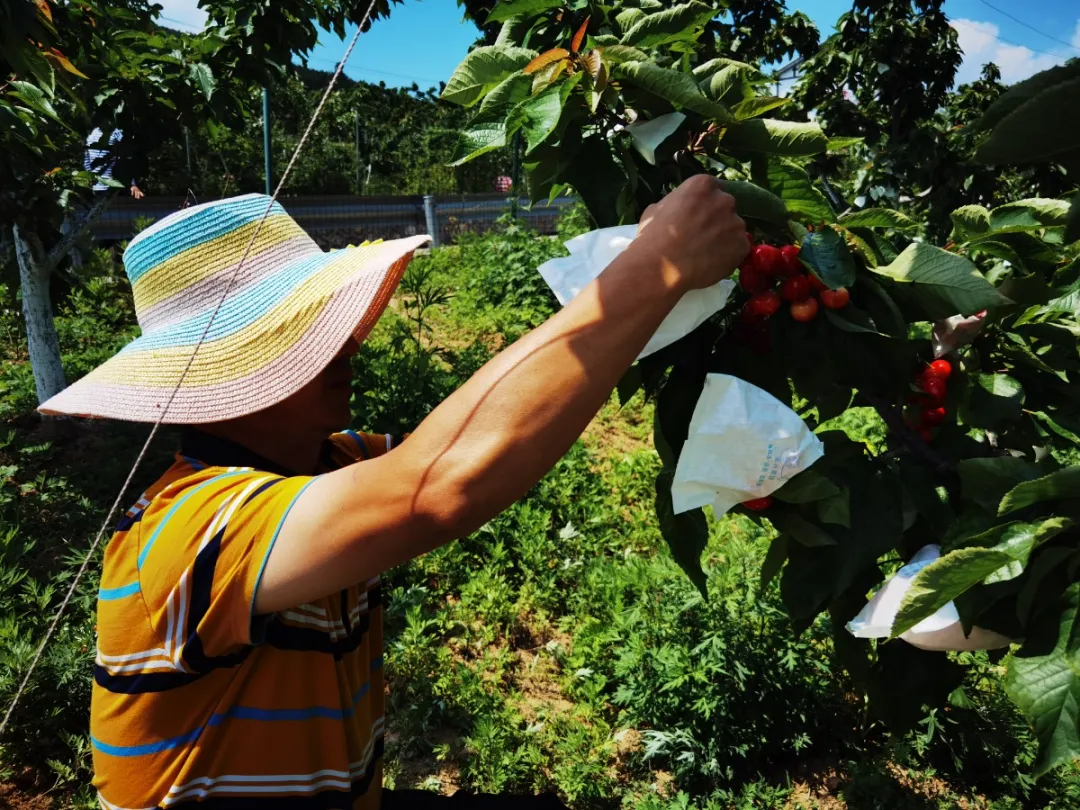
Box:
774;471;841;504
765;160;833;223
616;366;643;407
770;510;838;547
9;80;61;123
1000;468;1080;516
449;123;507;166
838;208;918;231
617;62;731;122
951;205;991;241
507;81;570;154
443;46;537;107
187;62;214;101
961;373;1025;431
958;457;1043;514
487;0;563;24
597;45;649;65
722;180;787;225
894;520;1070;636
761;536;789;591
1066;192;1080;245
976;77;1080;166
1030;411;1080;447
976;61;1080;133
731;96;790;120
1014;278;1080;325
1005;583;1080;776
567;137;625;228
989;199;1071;232
800;226;856;289
656;470;708;596
478;72;533;120
871;243;1010;319
620;2;716;49
827;136;863;150
722;119;828;157
816;489;851;527
692;58;759;81
701;65;754;105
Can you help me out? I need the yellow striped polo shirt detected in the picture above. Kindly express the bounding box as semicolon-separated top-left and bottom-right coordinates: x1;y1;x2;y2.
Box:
92;428;400;809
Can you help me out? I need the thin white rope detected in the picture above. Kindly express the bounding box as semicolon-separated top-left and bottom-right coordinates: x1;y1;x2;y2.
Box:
0;2;379;738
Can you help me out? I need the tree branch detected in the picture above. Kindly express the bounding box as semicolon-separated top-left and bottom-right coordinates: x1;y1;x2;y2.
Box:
860;391;961;499
46;193;113;271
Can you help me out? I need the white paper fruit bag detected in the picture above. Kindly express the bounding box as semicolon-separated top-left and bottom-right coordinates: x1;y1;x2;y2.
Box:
536;226;735;359
847;544;1014;651
671;374;825;516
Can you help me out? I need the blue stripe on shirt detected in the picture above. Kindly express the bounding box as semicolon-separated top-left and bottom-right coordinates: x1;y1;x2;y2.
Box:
98;581;141;601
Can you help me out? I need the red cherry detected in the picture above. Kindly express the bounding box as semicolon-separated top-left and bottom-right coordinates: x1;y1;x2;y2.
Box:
778;245;802;277
790;296;819;322
819;287;850;309
780;275;811;302
752;244;784;276
739;264;773;295
743;496;773;512
922;407;946;427
920;377;947;404
925;359;952;381
749;290;782;318
808;273;829;293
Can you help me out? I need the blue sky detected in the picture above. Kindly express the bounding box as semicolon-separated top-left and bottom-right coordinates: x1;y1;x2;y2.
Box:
158;0;1080;90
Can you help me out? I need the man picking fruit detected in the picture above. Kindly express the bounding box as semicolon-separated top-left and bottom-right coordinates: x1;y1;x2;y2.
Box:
39;176;749;810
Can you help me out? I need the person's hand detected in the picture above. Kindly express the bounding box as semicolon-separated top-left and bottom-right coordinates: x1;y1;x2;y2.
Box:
632;175;748;291
130;184;145;200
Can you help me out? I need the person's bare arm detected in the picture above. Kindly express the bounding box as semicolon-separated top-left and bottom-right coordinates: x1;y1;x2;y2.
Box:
255;176;749;613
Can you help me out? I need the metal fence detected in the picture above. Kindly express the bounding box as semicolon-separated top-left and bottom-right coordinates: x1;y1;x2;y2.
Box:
90;193;578;249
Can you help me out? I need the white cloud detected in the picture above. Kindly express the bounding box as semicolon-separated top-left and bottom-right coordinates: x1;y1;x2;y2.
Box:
156;0;207;32
950;17;1071;87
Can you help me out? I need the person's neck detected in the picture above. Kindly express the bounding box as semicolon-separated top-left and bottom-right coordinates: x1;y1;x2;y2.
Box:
198;420;326;475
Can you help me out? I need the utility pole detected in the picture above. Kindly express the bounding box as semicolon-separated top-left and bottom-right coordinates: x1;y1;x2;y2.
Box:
510;133;522;221
354;112;361;195
262;87;273;195
183;127;193;181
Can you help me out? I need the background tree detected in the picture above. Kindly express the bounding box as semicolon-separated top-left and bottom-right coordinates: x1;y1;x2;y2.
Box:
2;0;405;405
791;0;960;224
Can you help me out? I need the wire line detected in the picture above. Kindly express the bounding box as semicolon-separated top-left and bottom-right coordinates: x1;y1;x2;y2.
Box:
975;0;1080;54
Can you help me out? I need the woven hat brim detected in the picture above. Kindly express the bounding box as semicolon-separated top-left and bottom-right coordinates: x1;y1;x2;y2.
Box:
38;235;431;423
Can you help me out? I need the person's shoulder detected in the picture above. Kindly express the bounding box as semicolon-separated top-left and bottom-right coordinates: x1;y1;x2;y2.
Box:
142;456;292;522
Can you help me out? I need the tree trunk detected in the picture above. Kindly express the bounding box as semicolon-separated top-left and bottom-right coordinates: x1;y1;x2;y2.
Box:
12;225;67;405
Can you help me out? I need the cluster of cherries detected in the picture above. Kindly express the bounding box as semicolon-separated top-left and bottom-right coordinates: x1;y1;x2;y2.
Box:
739;234;850;323
904;359;952;443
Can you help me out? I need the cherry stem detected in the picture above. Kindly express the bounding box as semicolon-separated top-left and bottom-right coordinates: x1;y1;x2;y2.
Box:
861;392;960;501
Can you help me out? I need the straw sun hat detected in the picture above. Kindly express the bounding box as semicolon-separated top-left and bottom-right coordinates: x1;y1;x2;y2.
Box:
39;194;430;423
